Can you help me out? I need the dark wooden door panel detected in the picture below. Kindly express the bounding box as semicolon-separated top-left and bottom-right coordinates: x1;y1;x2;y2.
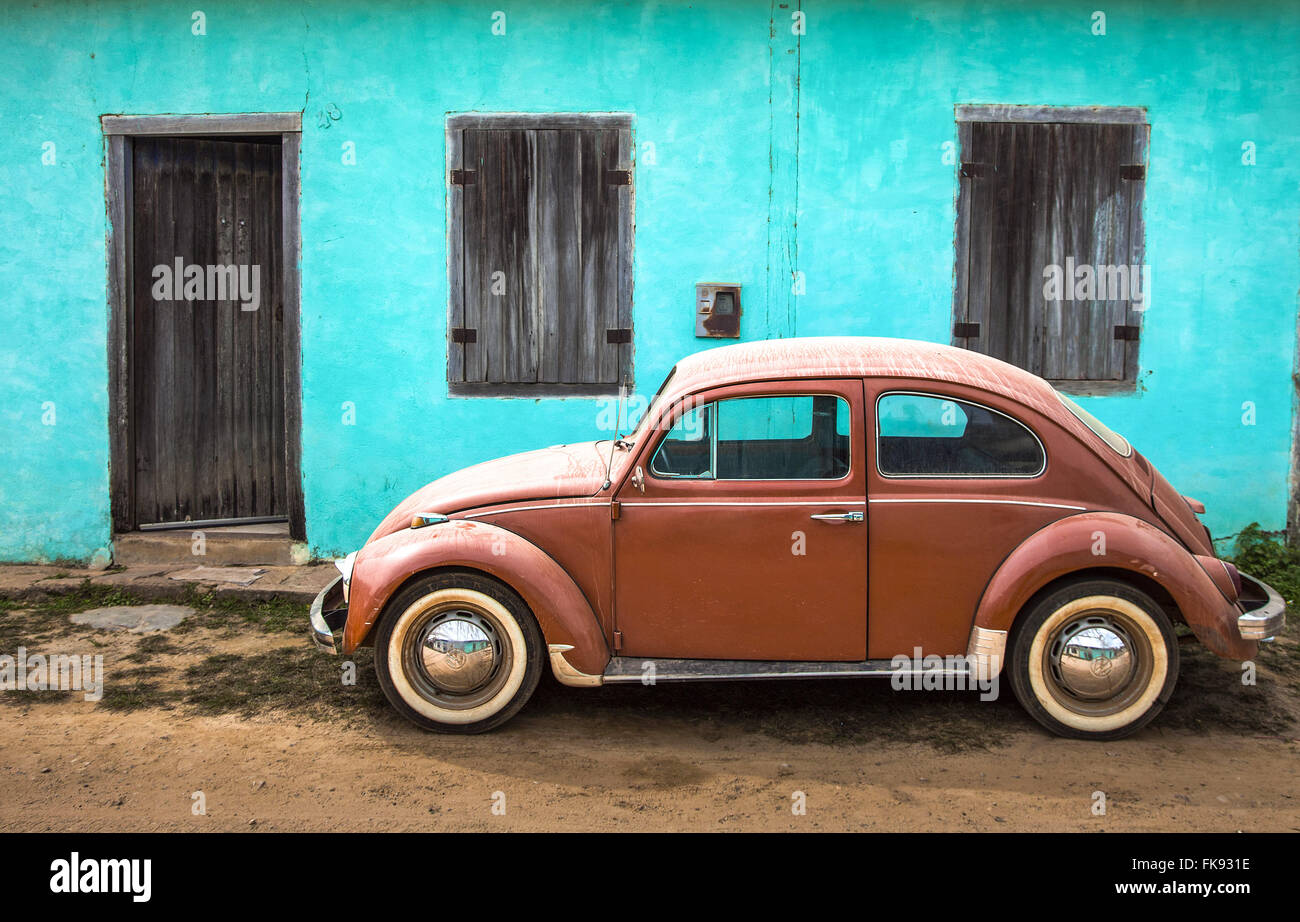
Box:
131;137;285;526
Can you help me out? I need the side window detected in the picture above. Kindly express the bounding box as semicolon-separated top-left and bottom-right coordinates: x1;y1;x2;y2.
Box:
650;404;711;478
876;393;1044;477
651;395;850;480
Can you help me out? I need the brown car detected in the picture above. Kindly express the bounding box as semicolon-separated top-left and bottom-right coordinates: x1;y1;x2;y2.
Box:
309;336;1285;739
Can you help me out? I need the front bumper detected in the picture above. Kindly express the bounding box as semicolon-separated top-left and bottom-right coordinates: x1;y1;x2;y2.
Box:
309;575;349;654
1237;572;1286;641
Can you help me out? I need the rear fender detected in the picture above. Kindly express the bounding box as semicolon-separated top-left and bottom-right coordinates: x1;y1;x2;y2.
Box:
972;512;1256;662
342;519;610;676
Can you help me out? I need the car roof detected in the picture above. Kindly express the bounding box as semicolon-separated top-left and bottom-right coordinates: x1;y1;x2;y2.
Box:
669;336;1065;420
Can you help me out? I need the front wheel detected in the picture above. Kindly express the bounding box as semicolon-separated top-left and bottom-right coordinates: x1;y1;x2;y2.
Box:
374;572;544;733
1008;579;1179;740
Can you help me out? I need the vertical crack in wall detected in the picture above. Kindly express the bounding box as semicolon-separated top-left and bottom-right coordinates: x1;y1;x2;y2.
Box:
766;1;802;340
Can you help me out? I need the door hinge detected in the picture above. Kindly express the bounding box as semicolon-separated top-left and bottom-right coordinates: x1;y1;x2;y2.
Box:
1120;164;1146;181
451;327;477;343
1114;324;1141;341
953;321;981;339
960;162;988;179
610;501;620;520
612;630;624;651
450;169;477;185
606;328;633;344
604;169;632;185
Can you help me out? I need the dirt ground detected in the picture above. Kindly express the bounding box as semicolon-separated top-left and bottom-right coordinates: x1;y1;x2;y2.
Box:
2;585;1298;832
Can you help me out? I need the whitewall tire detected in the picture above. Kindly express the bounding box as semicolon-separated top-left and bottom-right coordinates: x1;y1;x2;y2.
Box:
1008;579;1179;740
374;572;544;734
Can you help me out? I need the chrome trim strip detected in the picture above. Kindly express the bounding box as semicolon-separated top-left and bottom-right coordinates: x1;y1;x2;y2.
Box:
622;500;866;508
464;502;608;519
870;498;1086;511
467;498;1077;514
548;644;604;687
874;389;1048;480
600;664;974;684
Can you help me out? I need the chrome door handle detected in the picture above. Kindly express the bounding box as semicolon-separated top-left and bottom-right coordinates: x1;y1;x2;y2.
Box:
809;511;864;523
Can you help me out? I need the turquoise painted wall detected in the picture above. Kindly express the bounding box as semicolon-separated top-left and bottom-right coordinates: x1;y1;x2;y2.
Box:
0;0;1296;562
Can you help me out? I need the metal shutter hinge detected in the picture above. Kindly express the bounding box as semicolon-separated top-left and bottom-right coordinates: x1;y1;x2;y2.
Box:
606;328;632;344
953;322;981;338
1114;325;1141;341
960;162;988;179
450;169;477;185
604;169;632;185
450;327;477;343
1120;164;1146;181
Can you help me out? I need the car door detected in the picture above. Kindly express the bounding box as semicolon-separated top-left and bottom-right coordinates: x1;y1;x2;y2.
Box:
612;379;868;661
866;384;1063;659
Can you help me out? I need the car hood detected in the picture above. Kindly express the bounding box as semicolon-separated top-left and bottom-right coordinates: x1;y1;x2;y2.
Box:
366;440;614;544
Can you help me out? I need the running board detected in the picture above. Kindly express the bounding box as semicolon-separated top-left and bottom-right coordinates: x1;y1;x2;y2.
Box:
600;656;972;684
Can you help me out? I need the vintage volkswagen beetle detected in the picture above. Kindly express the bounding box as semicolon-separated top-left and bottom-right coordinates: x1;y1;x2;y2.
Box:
310;336;1285;739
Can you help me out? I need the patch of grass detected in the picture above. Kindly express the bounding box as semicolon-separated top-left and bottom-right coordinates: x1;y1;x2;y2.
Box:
99;681;177;712
0;580;309;651
124;634;179;663
0;579;386;721
182;647;382;718
1;688;73;707
1225;523;1300;606
167;590;306;635
0;581;140;648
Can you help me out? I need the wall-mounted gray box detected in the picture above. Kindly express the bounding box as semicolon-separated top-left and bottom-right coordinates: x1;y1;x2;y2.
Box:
696;284;741;338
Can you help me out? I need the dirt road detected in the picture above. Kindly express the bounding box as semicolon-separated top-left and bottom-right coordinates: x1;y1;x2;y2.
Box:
2;586;1297;832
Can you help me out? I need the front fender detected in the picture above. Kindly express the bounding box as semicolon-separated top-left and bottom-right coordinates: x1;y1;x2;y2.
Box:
972;512;1256;661
341;519;610;676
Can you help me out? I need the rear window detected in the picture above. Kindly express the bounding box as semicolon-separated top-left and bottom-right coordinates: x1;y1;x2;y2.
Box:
876;392;1044;477
1056;392;1132;457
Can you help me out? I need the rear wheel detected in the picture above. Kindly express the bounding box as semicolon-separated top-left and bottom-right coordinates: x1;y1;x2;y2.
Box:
1008;579;1179;740
374;572;543;734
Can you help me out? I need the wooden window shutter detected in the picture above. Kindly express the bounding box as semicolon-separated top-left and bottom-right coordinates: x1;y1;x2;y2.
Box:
954;116;1147;386
448;118;633;392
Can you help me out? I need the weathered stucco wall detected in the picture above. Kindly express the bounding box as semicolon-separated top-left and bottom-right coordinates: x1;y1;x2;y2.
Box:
0;1;1297;561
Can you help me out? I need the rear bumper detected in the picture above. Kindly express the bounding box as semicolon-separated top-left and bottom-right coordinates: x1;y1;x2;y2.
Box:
1237;572;1286;641
309;575;349;654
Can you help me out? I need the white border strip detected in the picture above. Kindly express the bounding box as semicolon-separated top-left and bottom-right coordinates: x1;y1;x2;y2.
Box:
870;498;1086;511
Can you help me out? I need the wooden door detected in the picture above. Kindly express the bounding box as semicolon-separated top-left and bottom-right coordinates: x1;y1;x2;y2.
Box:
130;137;286;527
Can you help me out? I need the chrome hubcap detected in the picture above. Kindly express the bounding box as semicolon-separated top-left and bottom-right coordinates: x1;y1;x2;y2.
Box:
416;612;501;694
1051;617;1136;700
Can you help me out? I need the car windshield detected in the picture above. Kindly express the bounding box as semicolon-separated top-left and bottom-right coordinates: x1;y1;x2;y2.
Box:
1056;391;1132;457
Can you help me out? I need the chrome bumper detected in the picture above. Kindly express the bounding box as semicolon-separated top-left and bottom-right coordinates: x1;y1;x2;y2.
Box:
309;575;348;654
1237;572;1286;641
